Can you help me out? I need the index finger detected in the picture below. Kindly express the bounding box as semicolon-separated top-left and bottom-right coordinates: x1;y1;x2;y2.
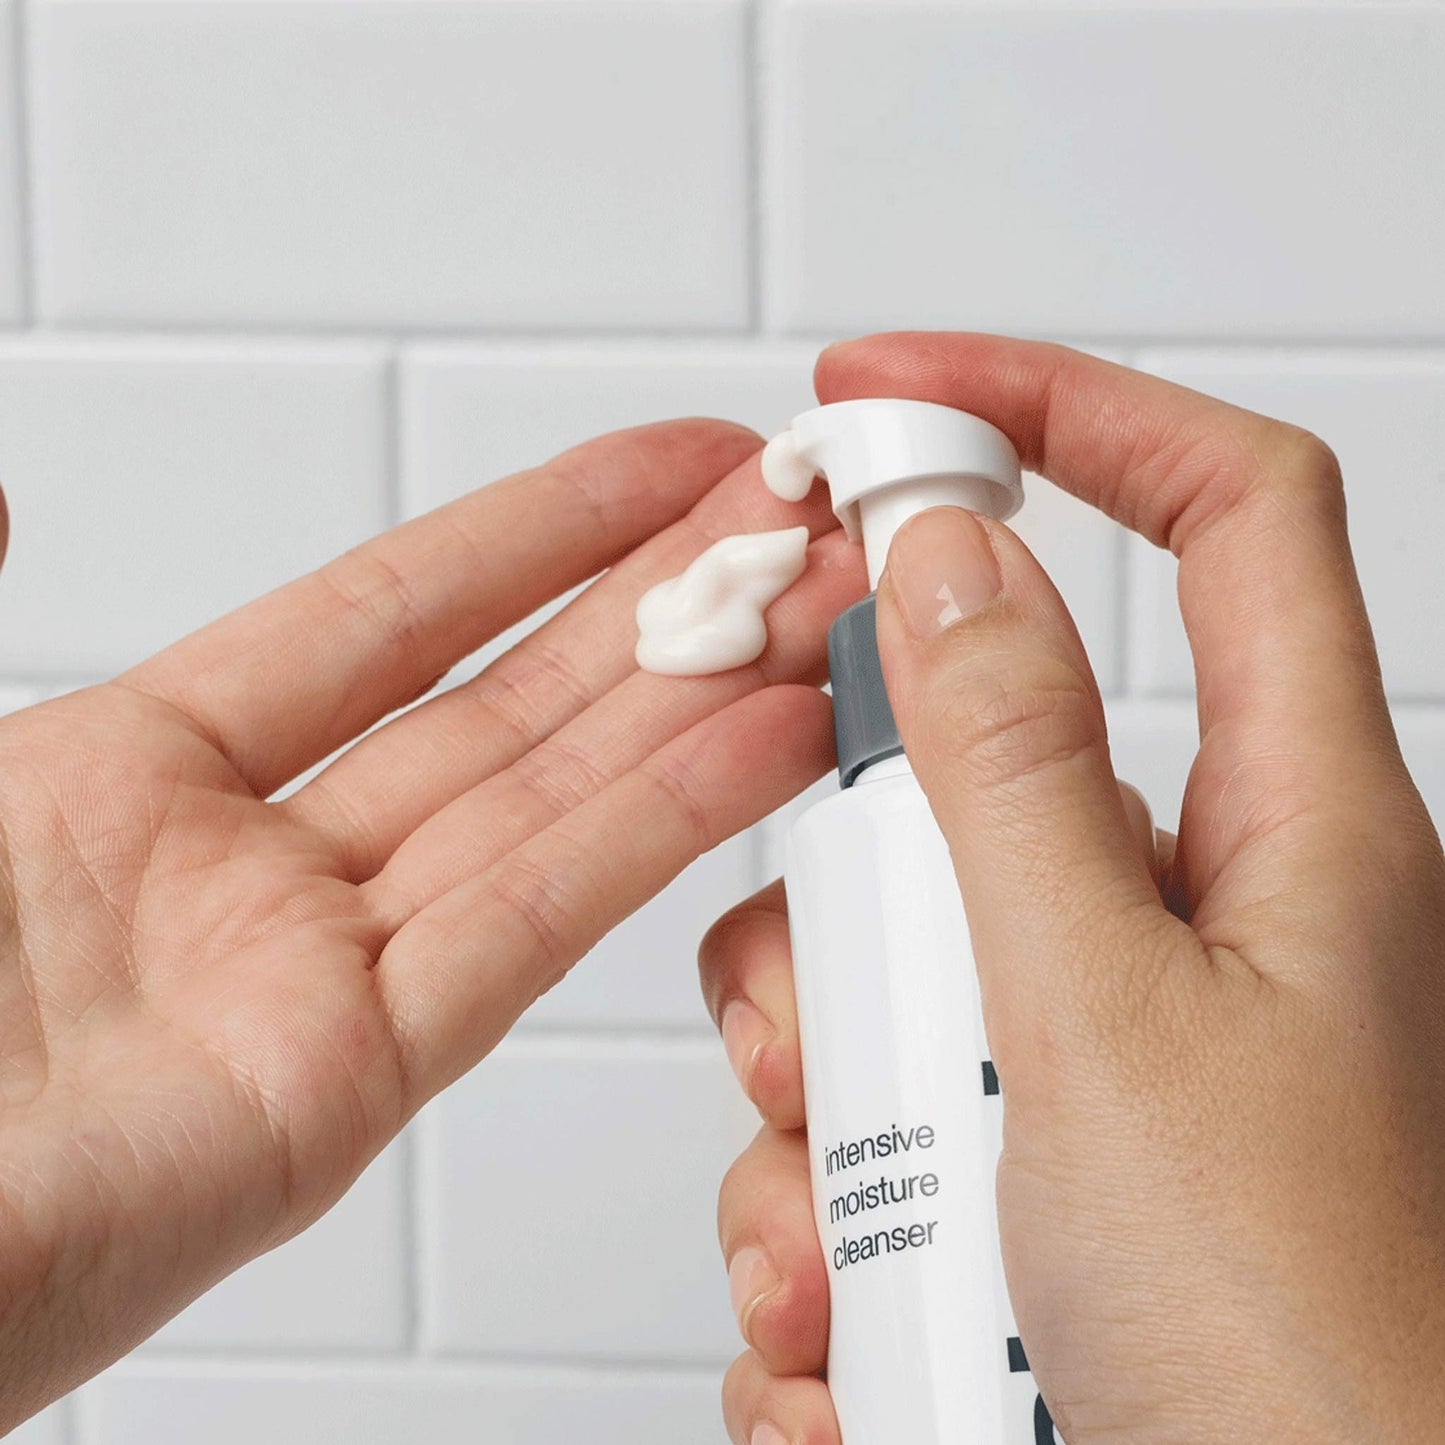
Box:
818;333;1409;911
124;418;761;796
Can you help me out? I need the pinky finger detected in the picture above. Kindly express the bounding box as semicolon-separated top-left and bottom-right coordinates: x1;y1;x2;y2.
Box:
723;1351;840;1445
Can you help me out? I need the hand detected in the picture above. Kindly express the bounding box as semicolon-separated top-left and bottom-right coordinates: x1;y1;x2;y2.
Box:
0;418;865;1431
704;334;1445;1444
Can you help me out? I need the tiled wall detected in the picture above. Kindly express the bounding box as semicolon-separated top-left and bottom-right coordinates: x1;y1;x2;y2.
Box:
1;2;1442;1441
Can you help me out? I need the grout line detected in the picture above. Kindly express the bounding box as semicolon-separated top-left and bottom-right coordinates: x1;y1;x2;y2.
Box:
65;1389;86;1445
380;347;403;528
1112;525;1132;698
410;1105;439;1356
502;1021;720;1045
54;1390;76;1445
9;0;37;323
396;1123;421;1356
742;0;763;336
11;318;775;345
108;1352;728;1383
5;325;1445;356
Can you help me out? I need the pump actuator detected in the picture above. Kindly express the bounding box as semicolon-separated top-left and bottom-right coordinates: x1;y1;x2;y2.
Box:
762;399;1025;787
761;398;1023;588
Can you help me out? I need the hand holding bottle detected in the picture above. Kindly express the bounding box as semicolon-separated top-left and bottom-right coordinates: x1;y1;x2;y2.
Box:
705;333;1445;1444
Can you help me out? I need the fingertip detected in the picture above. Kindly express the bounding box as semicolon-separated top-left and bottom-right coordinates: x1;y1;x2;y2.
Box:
699;884;806;1125
746;1240;830;1370
749;1040;807;1132
723;1352;841;1445
721;998;773;1100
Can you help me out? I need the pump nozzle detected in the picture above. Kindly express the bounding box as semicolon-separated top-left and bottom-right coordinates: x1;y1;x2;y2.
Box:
761;399;1023;587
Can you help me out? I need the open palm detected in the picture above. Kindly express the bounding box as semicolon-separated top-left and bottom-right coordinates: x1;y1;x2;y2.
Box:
0;418;863;1430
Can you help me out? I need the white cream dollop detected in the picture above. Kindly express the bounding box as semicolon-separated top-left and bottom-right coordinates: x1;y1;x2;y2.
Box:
635;526;810;676
760;429;818;502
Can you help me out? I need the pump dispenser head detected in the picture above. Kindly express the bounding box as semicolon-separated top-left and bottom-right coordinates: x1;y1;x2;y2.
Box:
761;398;1025;787
762;398;1022;587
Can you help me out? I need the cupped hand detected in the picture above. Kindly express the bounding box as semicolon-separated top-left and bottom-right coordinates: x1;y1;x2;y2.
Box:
704;334;1445;1445
0;419;866;1430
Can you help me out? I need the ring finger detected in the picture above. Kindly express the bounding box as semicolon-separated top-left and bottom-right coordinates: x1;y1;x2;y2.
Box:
723;1350;839;1445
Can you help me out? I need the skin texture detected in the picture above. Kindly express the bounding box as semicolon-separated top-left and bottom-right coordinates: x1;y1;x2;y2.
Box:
0;418;869;1431
704;333;1445;1445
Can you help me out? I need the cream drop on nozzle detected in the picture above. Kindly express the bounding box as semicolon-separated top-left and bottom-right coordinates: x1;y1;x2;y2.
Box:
634;398;1022;677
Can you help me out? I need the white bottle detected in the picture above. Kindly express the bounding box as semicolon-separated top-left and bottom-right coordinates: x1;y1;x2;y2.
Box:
777;400;1059;1444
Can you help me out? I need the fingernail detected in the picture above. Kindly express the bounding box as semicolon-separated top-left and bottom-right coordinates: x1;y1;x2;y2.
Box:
728;1245;779;1342
752;1425;790;1445
721;999;770;1095
886;505;1001;638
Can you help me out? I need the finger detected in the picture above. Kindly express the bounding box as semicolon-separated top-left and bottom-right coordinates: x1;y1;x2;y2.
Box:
1118;780;1160;883
876;506;1193;1052
718;1126;829;1377
700;881;806;1130
1155;827;1189;920
820;333;1408;906
368;532;859;914
125;419;760;796
377;685;835;1104
723;1352;839;1445
284;446;857;874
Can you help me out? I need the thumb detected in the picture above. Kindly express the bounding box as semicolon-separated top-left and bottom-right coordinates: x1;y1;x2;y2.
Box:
876;505;1177;1049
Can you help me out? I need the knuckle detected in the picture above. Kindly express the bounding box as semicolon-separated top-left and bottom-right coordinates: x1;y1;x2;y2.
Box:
716;1135;766;1246
749;1041;805;1132
1263;423;1347;517
698;902;751;983
928;660;1101;795
642;749;715;858
324;547;428;659
511;732;610;819
486;846;589;995
698;901;782;1012
721;1351;757;1426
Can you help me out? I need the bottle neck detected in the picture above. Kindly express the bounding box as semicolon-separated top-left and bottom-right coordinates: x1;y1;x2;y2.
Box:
828;594;903;788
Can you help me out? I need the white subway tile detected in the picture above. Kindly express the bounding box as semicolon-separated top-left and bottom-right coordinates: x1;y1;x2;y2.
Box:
524;833;755;1031
32;2;749;329
771;4;1445;337
0;0;22;322
1104;701;1445;843
1396;709;1445;837
401;346;818;514
420;1037;752;1362
78;1363;724;1445
0;685;40;718
1105;699;1198;832
1129;354;1445;701
0;340;387;675
10;1401;67;1445
144;1137;409;1353
1010;473;1122;694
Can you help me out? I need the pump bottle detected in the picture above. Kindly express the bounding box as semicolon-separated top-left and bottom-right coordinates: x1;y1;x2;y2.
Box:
779;400;1058;1444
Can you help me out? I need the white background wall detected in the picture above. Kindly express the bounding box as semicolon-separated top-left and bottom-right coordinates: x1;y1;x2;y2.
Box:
1;1;1442;1440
